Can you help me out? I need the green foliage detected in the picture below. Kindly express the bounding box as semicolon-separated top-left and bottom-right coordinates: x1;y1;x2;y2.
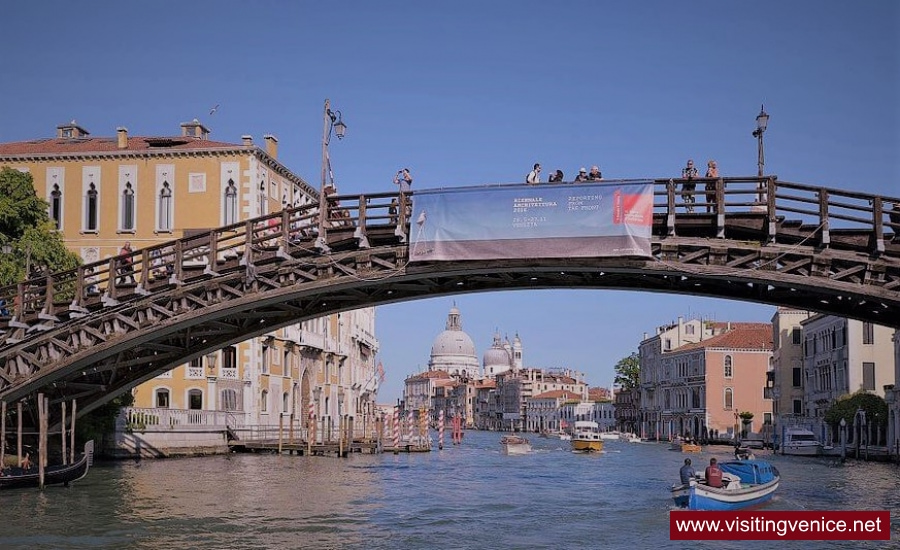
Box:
76;392;135;449
738;411;755;421
613;352;641;390
0;167;81;286
824;391;887;427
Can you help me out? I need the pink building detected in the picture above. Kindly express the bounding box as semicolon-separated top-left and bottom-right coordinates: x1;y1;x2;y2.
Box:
643;322;773;440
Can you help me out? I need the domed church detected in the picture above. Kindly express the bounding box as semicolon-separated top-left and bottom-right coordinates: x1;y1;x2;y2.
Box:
428;305;481;379
483;332;523;378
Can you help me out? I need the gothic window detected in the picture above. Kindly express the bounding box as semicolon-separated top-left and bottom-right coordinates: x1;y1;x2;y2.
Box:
261;343;269;374
261;389;269;412
724;355;733;378
50;184;62;230
159;181;173;231
85;183;98;232
122;182;135;231
724;387;733;409
224;179;238;225
223;346;237;369
283;392;289;413
221;389;238;411
258;180;267;216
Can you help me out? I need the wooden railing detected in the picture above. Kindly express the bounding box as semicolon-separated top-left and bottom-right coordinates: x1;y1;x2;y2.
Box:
0;177;897;339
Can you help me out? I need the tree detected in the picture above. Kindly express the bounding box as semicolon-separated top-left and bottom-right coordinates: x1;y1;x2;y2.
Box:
613;352;641;390
0;167;81;286
824;391;887;430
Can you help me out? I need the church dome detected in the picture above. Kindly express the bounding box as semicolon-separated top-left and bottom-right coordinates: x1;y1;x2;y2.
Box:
483;332;512;370
429;305;480;378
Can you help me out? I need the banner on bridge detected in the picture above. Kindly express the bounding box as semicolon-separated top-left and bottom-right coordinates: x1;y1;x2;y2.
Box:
408;181;653;262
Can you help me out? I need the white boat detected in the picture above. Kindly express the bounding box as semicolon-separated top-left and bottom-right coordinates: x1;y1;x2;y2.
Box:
600;431;620;441
780;427;823;456
500;435;532;455
571;421;604;453
672;459;780;511
620;432;642;443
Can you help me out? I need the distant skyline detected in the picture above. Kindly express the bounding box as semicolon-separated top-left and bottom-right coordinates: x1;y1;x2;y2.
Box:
2;1;897;402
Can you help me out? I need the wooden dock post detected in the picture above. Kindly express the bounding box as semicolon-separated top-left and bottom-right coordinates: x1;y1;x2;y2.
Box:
278;413;284;454
0;401;6;468
38;393;46;489
17;401;22;466
70;400;76;464
61;401;67;465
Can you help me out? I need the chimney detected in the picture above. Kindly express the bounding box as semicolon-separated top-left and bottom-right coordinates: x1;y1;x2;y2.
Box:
116;127;128;149
242;135;253;147
263;134;278;158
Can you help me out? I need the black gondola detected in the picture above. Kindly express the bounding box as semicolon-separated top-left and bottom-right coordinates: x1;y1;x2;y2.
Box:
0;440;94;489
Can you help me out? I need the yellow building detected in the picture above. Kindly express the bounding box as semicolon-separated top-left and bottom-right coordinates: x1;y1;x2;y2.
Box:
0;120;380;439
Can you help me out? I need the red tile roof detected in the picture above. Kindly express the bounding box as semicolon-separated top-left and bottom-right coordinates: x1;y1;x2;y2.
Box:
532;389;581;400
0;135;243;156
407;369;451;381
677;323;773;352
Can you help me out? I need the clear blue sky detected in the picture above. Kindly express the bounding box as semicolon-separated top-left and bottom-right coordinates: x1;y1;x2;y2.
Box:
2;2;898;402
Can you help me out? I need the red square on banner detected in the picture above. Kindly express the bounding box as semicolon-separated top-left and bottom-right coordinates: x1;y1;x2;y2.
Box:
614;191;652;226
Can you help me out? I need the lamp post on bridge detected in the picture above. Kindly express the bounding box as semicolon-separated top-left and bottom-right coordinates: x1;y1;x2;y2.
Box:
317;99;347;252
752;105;769;205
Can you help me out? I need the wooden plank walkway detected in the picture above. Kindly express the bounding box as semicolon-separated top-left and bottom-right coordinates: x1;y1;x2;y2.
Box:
229;438;381;457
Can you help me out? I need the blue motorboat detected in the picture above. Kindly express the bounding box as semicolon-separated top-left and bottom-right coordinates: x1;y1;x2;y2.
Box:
671;459;779;511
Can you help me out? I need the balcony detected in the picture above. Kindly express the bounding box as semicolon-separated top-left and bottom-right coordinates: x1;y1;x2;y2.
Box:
297;330;325;350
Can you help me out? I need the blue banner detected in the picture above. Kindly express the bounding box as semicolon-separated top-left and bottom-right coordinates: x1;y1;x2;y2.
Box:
409;181;653;261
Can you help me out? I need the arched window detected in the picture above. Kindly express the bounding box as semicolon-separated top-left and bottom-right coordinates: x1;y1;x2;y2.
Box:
224;179;238;225
188;389;203;410
122;182;135;231
85;183;98;232
258;180;267;216
724;387;733;409
220;389;238;411
261;389;268;412
158;181;172;231
50;184;62;230
283;392;289;413
724;355;733;378
155;388;170;408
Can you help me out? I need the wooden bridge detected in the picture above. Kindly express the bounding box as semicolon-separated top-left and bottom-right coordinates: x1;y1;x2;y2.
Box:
0;175;898;423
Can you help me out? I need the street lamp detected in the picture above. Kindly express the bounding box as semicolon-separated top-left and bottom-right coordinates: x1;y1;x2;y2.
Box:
317;99;347;251
752;104;769;178
206;351;218;375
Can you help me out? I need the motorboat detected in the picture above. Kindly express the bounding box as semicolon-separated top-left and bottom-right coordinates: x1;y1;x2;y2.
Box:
500;435;533;455
571;421;604;453
780;427;823;456
672;459;780;511
669;436;701;453
600;431;621;441
620;432;642;443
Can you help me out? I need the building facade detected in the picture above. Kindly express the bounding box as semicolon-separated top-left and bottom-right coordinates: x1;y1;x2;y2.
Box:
0;120;380;445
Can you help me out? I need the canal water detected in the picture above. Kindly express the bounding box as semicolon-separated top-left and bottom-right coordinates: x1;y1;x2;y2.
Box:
1;430;898;549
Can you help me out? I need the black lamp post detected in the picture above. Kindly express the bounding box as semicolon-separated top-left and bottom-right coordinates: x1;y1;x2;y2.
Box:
752;105;769;178
317;99;347;251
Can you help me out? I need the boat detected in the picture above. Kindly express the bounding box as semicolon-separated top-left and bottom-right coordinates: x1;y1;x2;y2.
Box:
600;430;620;441
780;427;823;456
671;459;780;511
620;432;642;443
571;421;604;453
669;436;701;453
0;440;94;490
500;435;533;455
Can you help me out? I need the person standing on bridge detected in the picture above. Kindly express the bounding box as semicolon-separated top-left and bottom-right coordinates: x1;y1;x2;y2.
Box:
393;168;413;193
526;163;541;185
704;160;719;213
548;169;564;183
117;241;135;285
574;167;589;183
588;165;603;182
681;159;699;213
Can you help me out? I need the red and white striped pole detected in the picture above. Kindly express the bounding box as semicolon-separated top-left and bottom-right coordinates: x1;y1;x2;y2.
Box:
392;407;400;452
407;410;414;441
307;401;315;453
438;409;444;450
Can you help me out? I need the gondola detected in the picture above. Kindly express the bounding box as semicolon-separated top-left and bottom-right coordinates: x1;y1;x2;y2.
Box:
0;440;94;490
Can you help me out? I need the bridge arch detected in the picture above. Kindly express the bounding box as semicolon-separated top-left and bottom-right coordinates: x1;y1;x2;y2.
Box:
0;176;897;421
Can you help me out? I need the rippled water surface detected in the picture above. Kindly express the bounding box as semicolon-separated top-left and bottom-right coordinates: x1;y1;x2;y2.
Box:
1;431;898;549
